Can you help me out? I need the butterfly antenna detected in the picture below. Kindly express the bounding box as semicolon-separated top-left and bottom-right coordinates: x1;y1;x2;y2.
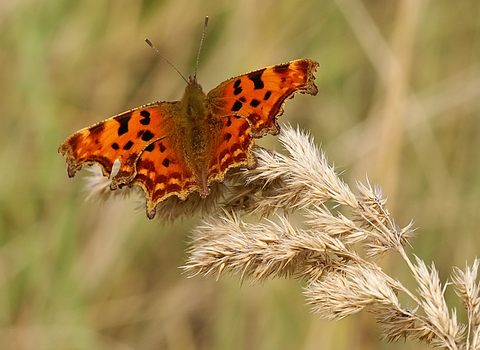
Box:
145;38;189;84
194;16;209;79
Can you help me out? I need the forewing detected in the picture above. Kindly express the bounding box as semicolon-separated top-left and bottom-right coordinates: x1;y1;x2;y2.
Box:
58;101;180;189
207;59;318;137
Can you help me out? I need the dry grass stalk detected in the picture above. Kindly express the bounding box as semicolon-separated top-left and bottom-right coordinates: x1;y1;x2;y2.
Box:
85;125;480;349
184;126;477;349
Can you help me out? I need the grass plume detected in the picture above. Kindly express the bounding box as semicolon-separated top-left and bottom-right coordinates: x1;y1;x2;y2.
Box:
179;125;479;349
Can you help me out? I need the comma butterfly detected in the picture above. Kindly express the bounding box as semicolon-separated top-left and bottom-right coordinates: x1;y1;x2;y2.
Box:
59;21;319;219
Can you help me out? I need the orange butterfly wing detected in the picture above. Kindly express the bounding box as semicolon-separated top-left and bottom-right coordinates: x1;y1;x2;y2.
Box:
133;137;199;219
207;115;255;182
203;59;318;200
58;101;179;189
207;59;319;137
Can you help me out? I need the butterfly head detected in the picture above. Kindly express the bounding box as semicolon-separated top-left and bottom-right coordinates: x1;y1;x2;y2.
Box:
181;74;206;115
187;74;204;93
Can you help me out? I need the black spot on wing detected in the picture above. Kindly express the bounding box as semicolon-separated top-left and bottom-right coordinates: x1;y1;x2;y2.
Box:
248;70;265;90
233;79;242;95
162;158;170;167
123;140;134;150
111;142;119;150
115;113;132;136
232;100;243;112
264;91;272;100
250;99;260;107
141;130;154;142
144;143;155;152
140;110;151;125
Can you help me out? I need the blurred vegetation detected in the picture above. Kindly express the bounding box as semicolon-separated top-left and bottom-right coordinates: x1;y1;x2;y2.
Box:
0;0;479;349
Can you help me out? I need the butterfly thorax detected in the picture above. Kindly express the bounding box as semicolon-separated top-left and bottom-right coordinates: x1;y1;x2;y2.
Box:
181;77;207;121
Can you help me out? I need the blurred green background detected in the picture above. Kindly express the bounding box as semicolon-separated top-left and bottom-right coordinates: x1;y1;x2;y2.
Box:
1;0;480;349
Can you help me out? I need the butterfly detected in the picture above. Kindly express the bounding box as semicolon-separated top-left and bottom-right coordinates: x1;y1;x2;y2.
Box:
59;40;318;219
